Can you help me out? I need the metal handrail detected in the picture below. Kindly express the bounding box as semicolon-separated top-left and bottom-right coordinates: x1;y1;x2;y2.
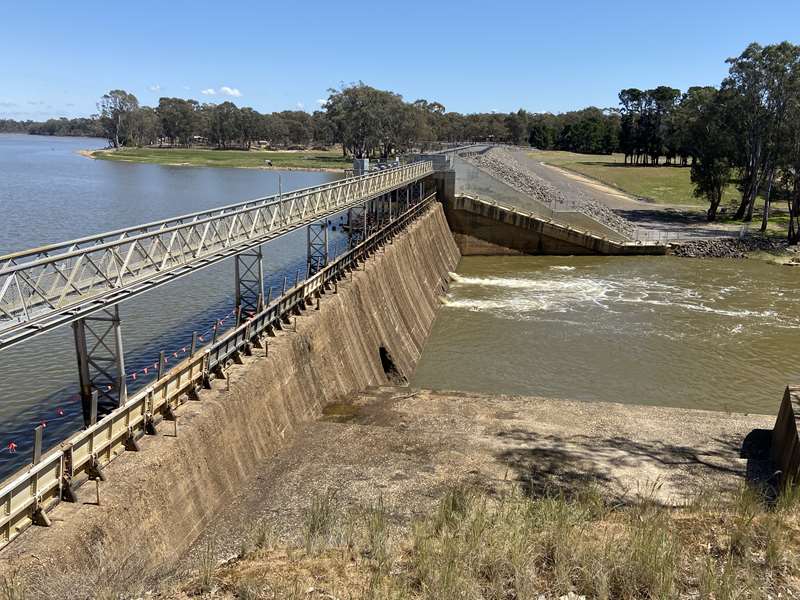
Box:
0;193;436;552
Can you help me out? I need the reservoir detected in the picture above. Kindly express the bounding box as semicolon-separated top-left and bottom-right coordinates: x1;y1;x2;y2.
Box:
412;255;800;416
0;134;343;478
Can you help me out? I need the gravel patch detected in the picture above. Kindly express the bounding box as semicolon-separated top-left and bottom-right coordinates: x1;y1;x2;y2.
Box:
671;236;788;258
461;148;637;239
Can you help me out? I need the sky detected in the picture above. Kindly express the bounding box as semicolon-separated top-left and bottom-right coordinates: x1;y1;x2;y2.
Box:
1;0;799;120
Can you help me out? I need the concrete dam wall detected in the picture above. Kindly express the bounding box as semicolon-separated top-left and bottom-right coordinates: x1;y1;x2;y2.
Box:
0;203;460;591
443;194;667;256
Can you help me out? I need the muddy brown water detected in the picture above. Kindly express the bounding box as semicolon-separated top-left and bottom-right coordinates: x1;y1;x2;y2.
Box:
412;255;800;416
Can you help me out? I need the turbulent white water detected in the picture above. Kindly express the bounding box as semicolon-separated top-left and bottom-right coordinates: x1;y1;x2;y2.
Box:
445;271;795;328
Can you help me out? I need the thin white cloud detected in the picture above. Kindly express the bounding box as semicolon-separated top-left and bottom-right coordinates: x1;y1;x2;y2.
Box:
148;84;161;92
0;101;16;108
296;101;305;110
201;86;242;98
316;98;326;106
219;86;241;97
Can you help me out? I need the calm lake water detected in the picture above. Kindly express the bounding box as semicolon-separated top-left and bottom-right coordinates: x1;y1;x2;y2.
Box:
413;255;800;416
0;134;344;479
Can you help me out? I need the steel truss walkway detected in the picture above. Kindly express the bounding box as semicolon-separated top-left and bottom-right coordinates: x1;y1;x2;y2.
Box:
0;160;433;351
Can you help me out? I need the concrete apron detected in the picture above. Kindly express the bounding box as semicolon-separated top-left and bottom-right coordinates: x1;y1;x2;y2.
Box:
0;203;460;589
183;387;775;567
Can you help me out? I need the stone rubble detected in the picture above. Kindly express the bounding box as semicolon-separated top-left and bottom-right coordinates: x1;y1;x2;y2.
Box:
670;236;788;258
460;147;638;239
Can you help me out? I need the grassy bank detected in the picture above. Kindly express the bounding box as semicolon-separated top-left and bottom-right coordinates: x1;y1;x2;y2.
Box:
150;484;800;599
90;147;350;170
530;150;743;208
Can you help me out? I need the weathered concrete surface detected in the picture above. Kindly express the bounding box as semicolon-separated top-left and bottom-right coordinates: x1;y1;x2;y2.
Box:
771;386;800;485
0;204;460;594
444;195;668;256
179;386;774;568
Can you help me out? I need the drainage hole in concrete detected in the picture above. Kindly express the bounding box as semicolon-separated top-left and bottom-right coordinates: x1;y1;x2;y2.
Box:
379;346;407;385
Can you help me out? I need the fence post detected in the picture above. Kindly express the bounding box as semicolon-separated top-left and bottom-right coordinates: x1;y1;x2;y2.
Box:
32;424;43;465
89;390;98;426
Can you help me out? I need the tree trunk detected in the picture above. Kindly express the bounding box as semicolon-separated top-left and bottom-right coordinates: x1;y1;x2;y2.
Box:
707;187;722;222
789;178;800;244
760;169;775;233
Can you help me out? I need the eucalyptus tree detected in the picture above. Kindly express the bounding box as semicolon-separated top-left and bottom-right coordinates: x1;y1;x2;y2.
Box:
156;97;199;146
97;90;139;148
690;89;735;221
324;83;385;158
206;101;240;149
723;42;800;221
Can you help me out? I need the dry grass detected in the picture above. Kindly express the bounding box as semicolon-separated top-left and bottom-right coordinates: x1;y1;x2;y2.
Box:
157;482;800;600
14;483;794;599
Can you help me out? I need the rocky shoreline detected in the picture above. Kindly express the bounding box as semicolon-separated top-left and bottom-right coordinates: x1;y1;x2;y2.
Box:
671;236;790;259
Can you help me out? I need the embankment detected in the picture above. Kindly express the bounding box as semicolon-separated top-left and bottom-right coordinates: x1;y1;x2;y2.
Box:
0;203;459;595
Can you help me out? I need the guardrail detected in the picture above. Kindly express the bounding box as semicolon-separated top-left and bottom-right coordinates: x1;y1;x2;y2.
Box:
0;193;436;551
0;160;433;351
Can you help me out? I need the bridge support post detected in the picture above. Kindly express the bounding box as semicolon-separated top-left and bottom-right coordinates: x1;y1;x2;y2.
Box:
347;204;367;249
73;305;127;426
307;222;329;276
234;247;264;317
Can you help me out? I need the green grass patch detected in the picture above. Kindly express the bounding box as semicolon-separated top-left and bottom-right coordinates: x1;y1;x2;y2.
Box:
530;150;743;208
91;147;350;170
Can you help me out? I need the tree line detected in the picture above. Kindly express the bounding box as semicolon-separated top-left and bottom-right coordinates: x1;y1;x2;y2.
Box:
0;117;103;137
89;86;548;157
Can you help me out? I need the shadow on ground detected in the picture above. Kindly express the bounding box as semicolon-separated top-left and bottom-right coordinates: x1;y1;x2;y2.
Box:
496;427;776;502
